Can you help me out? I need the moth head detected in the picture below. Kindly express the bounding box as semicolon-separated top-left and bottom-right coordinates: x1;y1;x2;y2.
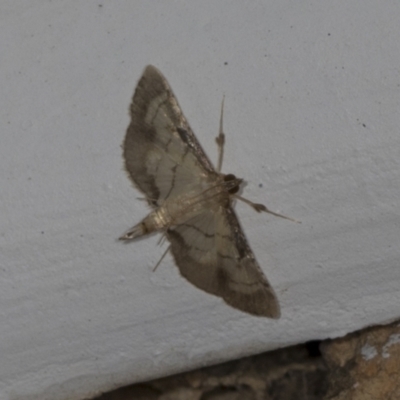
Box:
223;174;242;194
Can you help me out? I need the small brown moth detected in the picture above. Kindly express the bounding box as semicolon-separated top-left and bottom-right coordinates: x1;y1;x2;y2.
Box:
120;65;294;317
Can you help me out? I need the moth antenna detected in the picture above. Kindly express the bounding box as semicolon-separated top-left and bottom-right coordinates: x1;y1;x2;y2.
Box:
234;195;301;223
215;96;225;172
153;245;171;272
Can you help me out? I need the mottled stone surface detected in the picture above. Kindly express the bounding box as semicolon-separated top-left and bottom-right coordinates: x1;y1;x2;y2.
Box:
321;320;400;400
94;320;400;400
94;342;328;400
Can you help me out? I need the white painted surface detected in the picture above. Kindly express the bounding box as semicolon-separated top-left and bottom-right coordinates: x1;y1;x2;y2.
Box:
1;1;400;399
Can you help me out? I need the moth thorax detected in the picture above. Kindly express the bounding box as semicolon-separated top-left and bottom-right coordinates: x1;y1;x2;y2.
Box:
223;174;242;194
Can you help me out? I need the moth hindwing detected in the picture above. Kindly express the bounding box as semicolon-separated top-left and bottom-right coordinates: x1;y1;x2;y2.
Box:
120;65;281;318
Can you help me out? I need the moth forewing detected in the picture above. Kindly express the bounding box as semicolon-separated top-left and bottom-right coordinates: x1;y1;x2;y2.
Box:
121;65;281;318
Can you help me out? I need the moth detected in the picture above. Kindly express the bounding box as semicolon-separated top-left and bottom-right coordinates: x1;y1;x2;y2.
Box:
120;65;294;317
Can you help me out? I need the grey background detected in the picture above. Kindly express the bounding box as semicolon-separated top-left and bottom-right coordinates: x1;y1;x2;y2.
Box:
1;1;400;399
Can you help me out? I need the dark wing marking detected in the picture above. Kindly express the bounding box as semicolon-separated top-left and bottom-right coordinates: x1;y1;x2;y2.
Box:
123;65;217;207
167;206;280;318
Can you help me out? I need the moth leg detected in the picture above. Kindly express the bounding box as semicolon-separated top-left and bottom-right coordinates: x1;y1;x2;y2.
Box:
157;232;168;246
153;245;171;272
215;96;225;172
137;196;159;206
234;194;300;223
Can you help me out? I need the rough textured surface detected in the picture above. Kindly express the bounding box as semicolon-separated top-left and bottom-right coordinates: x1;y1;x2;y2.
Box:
95;320;400;400
321;320;400;400
95;342;329;400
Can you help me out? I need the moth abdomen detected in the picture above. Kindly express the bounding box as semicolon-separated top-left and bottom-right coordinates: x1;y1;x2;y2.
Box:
121;207;172;240
119;221;149;240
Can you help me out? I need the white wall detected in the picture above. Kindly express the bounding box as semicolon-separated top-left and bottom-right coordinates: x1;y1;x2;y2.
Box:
1;1;400;399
